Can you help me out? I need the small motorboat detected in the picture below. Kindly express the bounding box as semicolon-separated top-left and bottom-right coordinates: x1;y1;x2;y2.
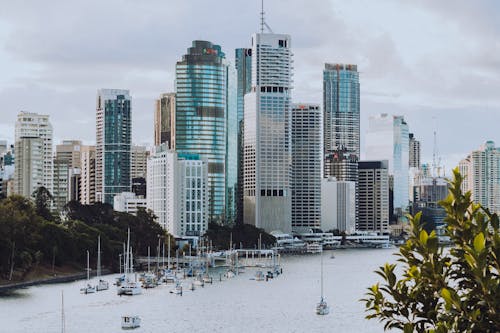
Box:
96;279;109;291
316;297;330;315
80;283;96;294
255;271;265;281
170;281;183;295
225;270;235;279
121;315;141;330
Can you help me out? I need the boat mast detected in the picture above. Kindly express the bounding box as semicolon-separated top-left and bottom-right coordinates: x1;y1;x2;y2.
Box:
167;236;171;269
97;235;101;279
61;290;65;333
125;229;130;277
320;252;324;300
86;250;90;281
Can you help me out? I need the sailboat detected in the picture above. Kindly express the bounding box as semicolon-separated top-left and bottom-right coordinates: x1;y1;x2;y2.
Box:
316;251;329;315
117;229;142;296
96;236;109;291
80;250;96;294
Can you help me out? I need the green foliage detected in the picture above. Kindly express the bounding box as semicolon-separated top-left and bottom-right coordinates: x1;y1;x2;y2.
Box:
363;168;500;332
0;197;171;280
204;222;276;249
32;186;54;221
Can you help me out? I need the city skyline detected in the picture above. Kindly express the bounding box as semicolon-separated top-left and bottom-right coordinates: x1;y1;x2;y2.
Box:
0;0;499;171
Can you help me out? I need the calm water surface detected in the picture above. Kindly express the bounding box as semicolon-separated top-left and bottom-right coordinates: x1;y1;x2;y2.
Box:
1;249;398;332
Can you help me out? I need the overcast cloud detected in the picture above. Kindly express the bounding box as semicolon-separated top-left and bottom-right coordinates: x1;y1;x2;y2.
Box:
0;0;499;172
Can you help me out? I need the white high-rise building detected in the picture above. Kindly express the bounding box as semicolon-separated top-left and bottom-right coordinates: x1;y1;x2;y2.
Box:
147;144;208;236
14;111;53;196
459;141;500;213
366;113;409;214
321;177;356;234
14;138;43;197
291;104;322;230
243;32;293;233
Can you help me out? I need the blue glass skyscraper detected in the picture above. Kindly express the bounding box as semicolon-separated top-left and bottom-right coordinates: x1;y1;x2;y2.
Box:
175;41;228;223
96;89;131;204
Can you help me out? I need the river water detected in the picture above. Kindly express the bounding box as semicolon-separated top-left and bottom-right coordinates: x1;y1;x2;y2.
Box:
1;249;398;332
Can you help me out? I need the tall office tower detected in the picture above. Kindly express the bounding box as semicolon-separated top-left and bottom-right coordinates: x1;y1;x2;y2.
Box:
53;140;83;211
321;177;356;234
131;145;149;179
324;145;358;181
225;65;238;224
14;111;53;195
243;32;293;233
291;104;322;229
175;40;227;223
147;144;208;236
235;48;252;224
358;161;389;233
96;89;132;204
14;138;43;197
154;93;176;148
323;63;360;157
409;133;420;168
458;157;472;194
459;141;500;213
412;175;448;232
366;113;409;214
80;145;96;204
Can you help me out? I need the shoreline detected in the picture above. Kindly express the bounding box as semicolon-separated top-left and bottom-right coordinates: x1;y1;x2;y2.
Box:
0;269;112;293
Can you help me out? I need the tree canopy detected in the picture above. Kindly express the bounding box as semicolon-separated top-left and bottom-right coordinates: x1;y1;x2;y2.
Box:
363;169;499;332
204;222;276;249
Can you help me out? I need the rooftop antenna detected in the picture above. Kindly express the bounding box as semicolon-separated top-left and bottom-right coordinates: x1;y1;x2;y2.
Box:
260;0;274;33
432;117;442;178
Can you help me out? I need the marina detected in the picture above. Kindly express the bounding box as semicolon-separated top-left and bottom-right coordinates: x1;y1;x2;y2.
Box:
1;248;395;332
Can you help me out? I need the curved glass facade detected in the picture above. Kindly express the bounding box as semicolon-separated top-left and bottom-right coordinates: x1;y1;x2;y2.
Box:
175;41;227;223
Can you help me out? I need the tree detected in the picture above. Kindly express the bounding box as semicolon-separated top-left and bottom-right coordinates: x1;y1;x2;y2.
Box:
363;169;499;332
32;186;54;221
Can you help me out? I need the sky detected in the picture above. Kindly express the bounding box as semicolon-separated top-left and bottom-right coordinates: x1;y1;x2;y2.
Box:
0;0;499;173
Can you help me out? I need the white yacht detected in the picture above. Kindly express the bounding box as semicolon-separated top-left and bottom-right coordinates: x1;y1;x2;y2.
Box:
121;315;141;329
95;236;109;291
81;250;96;294
117;229;142;296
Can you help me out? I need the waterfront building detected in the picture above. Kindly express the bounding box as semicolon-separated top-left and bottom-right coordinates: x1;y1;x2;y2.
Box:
412;174;448;233
154;93;176;148
323;63;360;158
95;89;132;204
53;140;82;211
459;141;500;213
291;104;322;230
14;111;53;196
80;145;96;205
14;137;43;197
321;177;356;234
175;40;227;224
235;47;252;224
131;145;149;179
243;32;293;233
147;144;208;236
366;113;409;214
113;192;147;215
358;161;389;233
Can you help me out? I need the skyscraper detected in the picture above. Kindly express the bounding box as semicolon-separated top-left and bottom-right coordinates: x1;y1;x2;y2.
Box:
154;93;176;148
95;89;132;204
147;144;208;236
14;111;53;197
175;40;228;223
53;140;82;211
225;64;238;224
459;141;500;213
323;63;360;157
235;48;252;224
358;161;389;233
243;32;293;233
80;145;96;205
291;104;322;230
366;113;410;214
409;133;421;168
130;145;149;179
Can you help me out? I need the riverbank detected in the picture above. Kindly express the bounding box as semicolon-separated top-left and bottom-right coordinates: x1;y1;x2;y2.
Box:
0;265;111;292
